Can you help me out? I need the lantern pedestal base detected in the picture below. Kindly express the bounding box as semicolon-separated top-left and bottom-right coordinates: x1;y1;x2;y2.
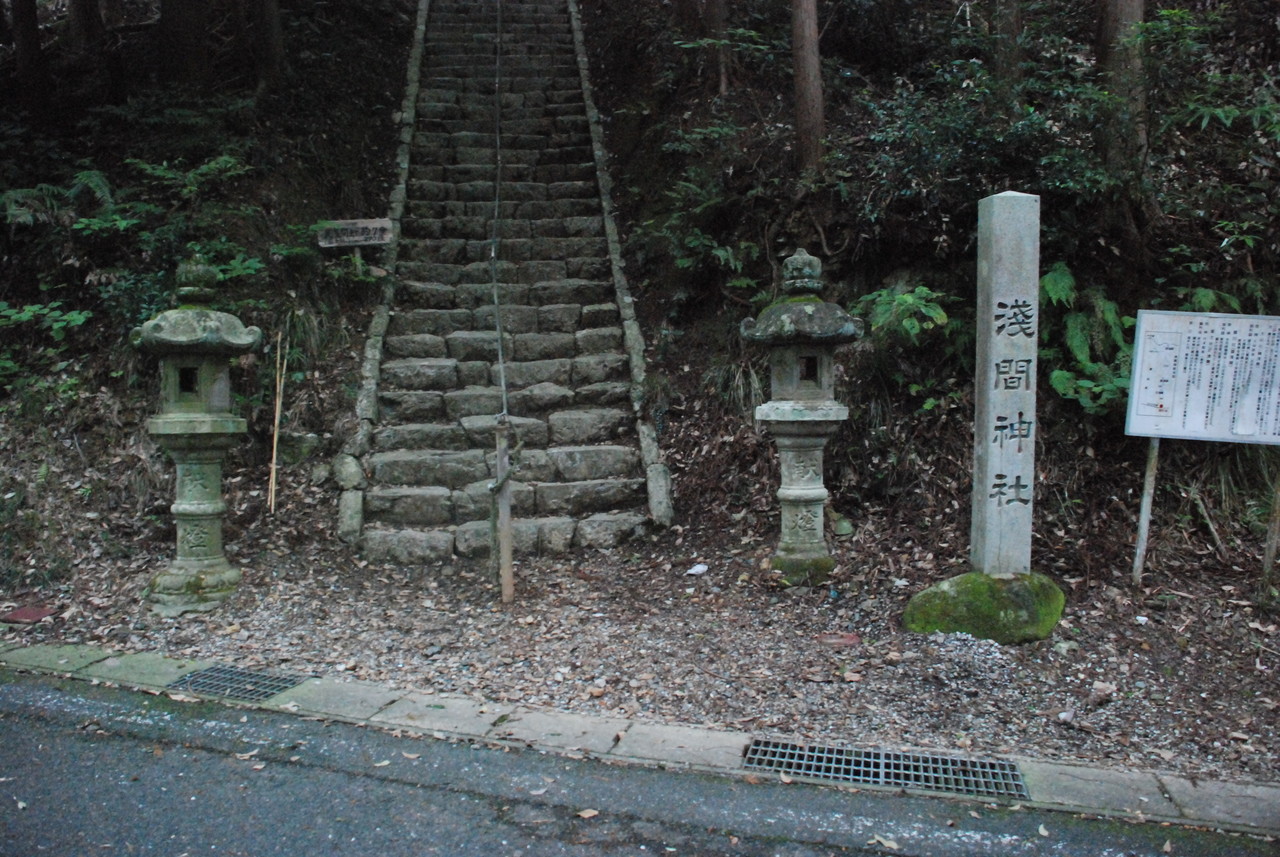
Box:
147;559;242;617
770;552;837;587
147;428;243;618
758;413;846;588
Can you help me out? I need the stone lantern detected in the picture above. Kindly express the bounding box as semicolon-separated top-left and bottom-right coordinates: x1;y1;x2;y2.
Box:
741;249;862;586
131;260;262;616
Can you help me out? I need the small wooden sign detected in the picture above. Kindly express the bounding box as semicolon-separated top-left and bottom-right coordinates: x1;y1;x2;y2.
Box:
316;219;393;248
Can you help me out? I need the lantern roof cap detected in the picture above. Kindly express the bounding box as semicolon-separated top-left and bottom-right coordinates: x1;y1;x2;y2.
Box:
130;259;263;356
741;249;863;346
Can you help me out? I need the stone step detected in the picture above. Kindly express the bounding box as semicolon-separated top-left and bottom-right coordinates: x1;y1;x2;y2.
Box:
412;130;587;151
391;278;616;309
360;512;647;562
407;144;591;166
401;216;604;240
378;350;629;393
398;236;609;264
378;349;632;405
380;383;631;424
366;476;646;527
429;15;570;26
429;61;577;78
394;257;611;284
412;129;582;150
415;103;585;124
406;179;599;203
404;198;600;221
373;413;550;451
415;116;589;137
425;29;572;42
394;279;617;311
377;377;630;425
381;350;626;392
379;352;624;392
407;163;597;185
429;24;570;33
428;17;570;26
425;46;575;63
367;448;490;489
419;82;581;101
398;213;601;241
417;77;581;94
427;25;571;36
385;301;615;338
368;443;641;488
414;92;586;113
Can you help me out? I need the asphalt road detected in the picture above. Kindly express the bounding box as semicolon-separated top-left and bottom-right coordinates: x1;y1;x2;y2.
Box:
0;672;1270;856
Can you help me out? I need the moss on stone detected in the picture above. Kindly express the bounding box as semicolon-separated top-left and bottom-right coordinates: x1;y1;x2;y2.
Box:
903;570;1064;644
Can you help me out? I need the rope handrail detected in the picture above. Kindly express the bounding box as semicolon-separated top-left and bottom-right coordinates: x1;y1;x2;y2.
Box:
488;0;510;421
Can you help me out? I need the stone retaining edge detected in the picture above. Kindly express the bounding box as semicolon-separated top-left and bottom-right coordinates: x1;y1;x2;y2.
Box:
338;0;433;544
566;0;674;528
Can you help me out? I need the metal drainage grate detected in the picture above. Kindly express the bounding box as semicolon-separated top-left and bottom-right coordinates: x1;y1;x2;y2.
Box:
167;665;309;702
743;739;1028;800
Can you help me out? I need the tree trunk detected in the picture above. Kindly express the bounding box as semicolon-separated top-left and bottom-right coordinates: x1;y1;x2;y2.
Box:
991;0;1024;92
102;0;126;29
704;0;729;97
158;0;211;87
1096;0;1154;277
672;0;700;35
68;0;106;51
0;1;13;47
11;0;45;85
254;0;286;93
791;0;824;172
1097;0;1148;177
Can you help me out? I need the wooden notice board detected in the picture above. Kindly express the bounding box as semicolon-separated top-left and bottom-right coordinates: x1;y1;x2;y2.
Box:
1126;309;1280;446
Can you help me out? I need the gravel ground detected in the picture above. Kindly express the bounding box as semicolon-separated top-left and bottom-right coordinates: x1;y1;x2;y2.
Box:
6;462;1275;787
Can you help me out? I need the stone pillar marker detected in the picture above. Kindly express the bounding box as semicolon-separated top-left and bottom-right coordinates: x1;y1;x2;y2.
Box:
131;260;262;616
904;192;1064;643
972;190;1039;577
741;249;863;586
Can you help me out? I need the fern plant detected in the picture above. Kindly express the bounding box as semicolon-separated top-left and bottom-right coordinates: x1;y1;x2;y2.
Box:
1;170;113;227
1039;262;1133;415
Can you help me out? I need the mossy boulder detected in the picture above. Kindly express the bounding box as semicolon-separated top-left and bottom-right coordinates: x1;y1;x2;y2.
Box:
903;571;1064;644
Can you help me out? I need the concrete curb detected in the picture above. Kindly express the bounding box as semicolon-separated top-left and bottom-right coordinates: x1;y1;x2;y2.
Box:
3;641;1276;837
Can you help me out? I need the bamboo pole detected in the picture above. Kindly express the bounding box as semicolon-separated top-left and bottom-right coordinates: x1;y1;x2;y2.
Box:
1131;437;1160;587
268;332;287;514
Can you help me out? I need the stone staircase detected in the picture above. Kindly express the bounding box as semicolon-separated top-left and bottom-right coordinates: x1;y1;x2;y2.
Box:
346;0;670;564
